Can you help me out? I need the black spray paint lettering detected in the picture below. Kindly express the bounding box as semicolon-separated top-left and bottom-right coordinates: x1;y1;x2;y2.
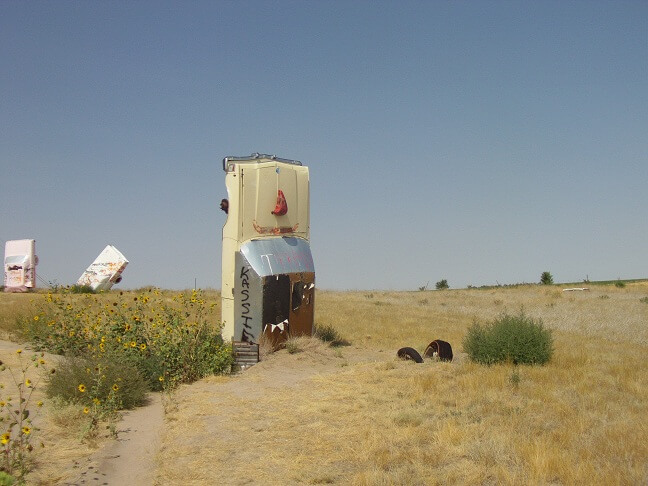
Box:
239;265;254;332
241;329;255;343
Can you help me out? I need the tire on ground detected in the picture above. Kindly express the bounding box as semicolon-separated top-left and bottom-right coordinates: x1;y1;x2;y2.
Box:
397;347;424;363
423;340;453;361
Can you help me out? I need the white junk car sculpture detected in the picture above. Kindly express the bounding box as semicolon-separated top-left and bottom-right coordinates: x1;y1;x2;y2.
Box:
4;239;38;292
77;245;128;291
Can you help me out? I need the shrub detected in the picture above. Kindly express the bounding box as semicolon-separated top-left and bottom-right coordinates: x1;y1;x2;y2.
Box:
285;338;303;354
0;471;15;486
46;356;149;410
314;324;348;346
435;279;449;290
463;311;553;365
540;272;553;285
67;284;95;294
615;280;625;288
25;288;233;395
640;297;648;304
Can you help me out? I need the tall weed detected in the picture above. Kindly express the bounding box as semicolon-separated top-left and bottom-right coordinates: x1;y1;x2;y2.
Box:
23;288;233;395
0;351;51;480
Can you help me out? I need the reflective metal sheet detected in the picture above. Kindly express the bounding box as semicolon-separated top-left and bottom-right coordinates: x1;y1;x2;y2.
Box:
240;237;314;277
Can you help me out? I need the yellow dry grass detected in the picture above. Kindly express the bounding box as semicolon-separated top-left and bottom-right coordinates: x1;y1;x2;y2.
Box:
2;284;647;484
156;283;648;485
0;292;39;340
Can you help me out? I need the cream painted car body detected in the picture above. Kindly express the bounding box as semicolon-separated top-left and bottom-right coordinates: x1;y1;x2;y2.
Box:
221;154;314;345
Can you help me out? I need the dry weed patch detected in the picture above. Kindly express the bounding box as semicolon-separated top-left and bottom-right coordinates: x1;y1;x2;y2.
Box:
0;293;39;340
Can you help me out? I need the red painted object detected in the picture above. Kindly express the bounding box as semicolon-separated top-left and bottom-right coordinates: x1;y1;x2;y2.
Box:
271;190;288;215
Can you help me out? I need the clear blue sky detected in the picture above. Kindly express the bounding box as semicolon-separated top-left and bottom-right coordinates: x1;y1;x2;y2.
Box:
2;1;647;290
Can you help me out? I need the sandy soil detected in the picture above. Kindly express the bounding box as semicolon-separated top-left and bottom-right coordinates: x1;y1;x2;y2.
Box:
61;393;163;486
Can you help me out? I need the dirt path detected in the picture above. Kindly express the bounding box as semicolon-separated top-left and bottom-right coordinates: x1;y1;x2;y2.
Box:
62;393;164;486
155;339;385;484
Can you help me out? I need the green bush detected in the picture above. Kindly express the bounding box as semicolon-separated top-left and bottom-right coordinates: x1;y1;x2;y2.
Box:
285;339;303;354
0;472;15;486
540;272;553;285
46;356;149;410
67;284;95;294
435;279;449;290
25;288;233;395
314;324;348;346
463;311;553;365
134;322;233;391
615;280;625;288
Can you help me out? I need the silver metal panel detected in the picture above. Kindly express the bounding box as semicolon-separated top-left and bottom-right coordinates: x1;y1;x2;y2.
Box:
240;237;314;277
234;251;263;343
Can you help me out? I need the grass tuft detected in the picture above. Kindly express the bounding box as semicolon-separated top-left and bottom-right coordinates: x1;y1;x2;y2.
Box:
314;324;349;347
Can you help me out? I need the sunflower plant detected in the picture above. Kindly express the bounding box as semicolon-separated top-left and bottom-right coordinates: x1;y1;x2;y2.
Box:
25;288;232;415
0;351;50;480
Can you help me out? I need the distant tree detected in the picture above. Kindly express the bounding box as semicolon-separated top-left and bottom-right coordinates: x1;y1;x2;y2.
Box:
540;272;554;285
436;279;449;290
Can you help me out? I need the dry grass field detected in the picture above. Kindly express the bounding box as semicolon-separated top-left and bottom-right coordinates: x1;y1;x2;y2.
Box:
156;283;648;485
1;283;647;484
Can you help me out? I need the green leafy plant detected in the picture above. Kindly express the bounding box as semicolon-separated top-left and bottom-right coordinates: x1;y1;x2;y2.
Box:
285;339;302;354
314;324;349;347
540;272;554;285
615;280;625;288
46;357;148;410
67;284;95;294
0;351;51;480
24;288;233;396
46;357;147;441
463;311;553;365
0;471;15;485
435;279;449;290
